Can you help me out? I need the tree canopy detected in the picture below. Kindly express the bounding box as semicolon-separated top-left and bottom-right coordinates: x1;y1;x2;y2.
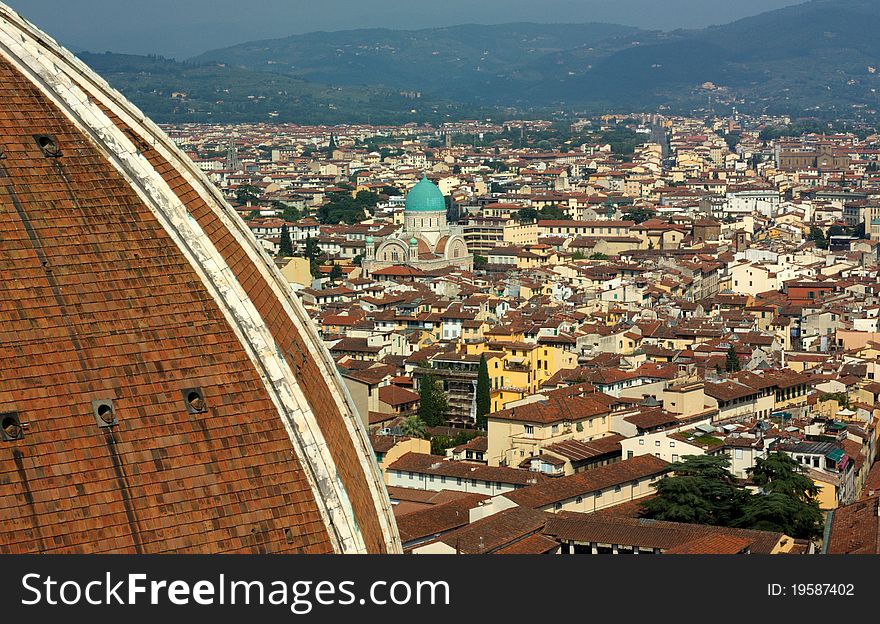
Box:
809;226;828;249
642;455;747;526
418;373;449;427
399;415;427;440
516;204;567;223
642;453;824;540
303;236;324;278
317;190;380;224
725;343;741;372
623;206;655;224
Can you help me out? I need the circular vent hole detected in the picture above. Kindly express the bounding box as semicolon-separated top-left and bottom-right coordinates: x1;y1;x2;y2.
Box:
187;391;204;412
96;403;114;424
2;416;21;438
38;136;59;153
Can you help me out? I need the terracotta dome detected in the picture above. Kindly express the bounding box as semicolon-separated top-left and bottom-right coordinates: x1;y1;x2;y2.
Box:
0;4;399;554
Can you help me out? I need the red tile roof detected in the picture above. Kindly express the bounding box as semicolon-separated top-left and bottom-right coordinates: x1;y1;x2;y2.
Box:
504;455;669;509
0;22;394;554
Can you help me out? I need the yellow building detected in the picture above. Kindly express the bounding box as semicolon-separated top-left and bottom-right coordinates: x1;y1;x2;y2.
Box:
466;340;578;410
279;256;312;288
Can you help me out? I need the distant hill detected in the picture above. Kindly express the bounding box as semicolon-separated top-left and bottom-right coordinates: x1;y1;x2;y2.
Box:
77;52;484;124
190;22;640;102
80;1;880;123
547;0;880;113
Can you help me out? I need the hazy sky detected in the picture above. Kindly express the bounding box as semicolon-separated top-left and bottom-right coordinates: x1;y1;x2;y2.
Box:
5;0;805;59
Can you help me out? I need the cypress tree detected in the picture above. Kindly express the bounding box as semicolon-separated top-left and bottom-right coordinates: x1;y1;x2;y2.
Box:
475;354;491;430
418;373;448;427
278;223;294;256
725;343;741;372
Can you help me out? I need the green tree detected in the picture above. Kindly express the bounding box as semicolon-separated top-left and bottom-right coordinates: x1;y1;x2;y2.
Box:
473;255;488;269
589;252;608;260
736;455;825;539
538;205;567;220
304;236;323;278
623;207;655;224
399;415;427;440
317;189;380;224
734;492;823;539
329;263;344;283
723;132;741;152
809;226;828;249
725;343;741;372
748;453;821;505
418;373;449;427
281;205;301;222
641;455;747;526
827;225;846;239
278;223;294;257
235;184;261;205
475;354;491;430
819;392;849;409
430;429;479;455
516;207;540;223
571;251;586;260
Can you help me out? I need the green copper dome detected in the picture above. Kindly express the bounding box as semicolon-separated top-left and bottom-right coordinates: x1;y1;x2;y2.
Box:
405;176;445;212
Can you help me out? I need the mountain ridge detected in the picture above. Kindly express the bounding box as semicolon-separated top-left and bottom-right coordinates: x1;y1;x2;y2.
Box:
77;1;880;123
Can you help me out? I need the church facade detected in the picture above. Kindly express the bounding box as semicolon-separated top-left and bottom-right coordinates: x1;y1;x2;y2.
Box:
364;176;473;274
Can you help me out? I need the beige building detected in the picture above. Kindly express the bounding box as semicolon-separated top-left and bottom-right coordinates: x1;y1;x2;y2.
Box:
486;393;615;467
499;455;669;514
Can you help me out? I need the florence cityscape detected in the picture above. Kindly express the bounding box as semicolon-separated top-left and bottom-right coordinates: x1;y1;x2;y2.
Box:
0;0;878;563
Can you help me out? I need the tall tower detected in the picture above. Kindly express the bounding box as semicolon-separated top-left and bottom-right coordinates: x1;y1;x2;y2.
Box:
225;134;241;171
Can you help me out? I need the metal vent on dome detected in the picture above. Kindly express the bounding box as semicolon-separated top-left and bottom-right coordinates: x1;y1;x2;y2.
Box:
33;134;61;157
1;412;24;441
92;399;117;428
182;387;207;414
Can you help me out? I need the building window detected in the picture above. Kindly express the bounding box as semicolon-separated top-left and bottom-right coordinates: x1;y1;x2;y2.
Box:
639;439;645;446
655;440;661;447
614;485;621;493
669;441;675;448
672;455;678;463
554;503;562;511
408;472;413;480
576;496;583;504
524;425;534;435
